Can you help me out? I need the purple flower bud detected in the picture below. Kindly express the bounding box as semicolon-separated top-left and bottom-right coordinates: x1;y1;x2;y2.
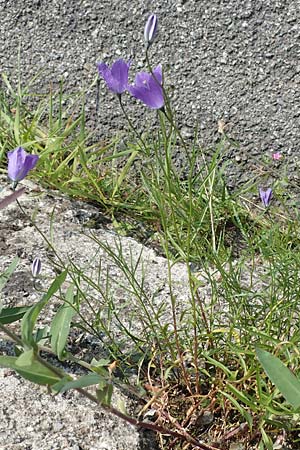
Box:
128;65;164;110
259;188;272;207
7;147;39;183
31;257;42;278
97;59;131;95
0;187;25;210
144;14;158;47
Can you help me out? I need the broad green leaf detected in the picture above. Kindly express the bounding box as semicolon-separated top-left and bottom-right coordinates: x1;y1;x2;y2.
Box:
52;373;102;394
0;305;31;324
90;358;110;376
96;383;113;406
256;347;300;409
91;358;110;367
21;270;67;348
0;355;60;385
50;283;76;360
15;349;35;367
0;257;19;292
49;375;73;392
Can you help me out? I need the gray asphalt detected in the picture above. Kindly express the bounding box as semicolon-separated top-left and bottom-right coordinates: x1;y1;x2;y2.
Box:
1;0;300;188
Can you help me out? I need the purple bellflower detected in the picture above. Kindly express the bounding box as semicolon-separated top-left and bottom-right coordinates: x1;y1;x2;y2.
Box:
8;147;39;183
97;59;131;95
259;188;272;207
128;65;164;110
144;14;158;47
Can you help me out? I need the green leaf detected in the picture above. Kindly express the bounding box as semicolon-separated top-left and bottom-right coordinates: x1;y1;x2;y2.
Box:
260;426;274;450
90;358;110;376
50;283;76;360
0;355;60;385
21;270;67;348
96;382;113;406
0;257;19;292
0;305;31;324
15;349;35;367
34;326;51;344
52;373;102;394
221;391;253;429
227;383;258;412
256;347;300;409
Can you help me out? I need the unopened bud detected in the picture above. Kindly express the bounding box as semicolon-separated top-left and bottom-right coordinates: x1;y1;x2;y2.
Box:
144;14;158;47
31;257;42;278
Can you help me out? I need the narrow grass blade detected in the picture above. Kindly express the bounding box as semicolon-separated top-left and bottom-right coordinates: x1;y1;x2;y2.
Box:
221;391;253;429
0;257;19;292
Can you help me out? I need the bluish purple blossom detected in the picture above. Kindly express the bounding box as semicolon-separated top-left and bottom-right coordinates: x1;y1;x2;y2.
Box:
128;65;164;110
7;147;39;183
259;188;272;207
97;59;131;95
144;14;158;47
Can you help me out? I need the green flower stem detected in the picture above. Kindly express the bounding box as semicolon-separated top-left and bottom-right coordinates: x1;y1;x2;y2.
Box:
118;95;147;152
0;322;23;346
145;50;191;163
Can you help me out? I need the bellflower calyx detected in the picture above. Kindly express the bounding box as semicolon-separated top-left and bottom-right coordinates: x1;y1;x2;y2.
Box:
144;14;158;47
128;65;164;110
259;188;272;207
97;59;131;95
8;147;39;183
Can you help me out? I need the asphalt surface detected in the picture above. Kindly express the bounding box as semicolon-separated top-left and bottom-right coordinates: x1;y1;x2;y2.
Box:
1;0;300;187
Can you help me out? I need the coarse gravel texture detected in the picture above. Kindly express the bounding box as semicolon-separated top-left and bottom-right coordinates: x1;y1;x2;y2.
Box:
0;367;155;450
1;0;300;189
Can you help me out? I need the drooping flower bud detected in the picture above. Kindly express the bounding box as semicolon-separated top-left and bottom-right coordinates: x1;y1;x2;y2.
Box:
144;14;158;47
31;257;42;278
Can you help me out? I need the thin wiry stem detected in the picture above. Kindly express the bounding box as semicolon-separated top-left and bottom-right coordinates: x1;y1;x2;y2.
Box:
0;322;218;450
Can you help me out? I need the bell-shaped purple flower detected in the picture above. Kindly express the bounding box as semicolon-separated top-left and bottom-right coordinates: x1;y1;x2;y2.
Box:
144;14;158;47
97;59;131;95
7;147;39;183
259;188;272;207
128;65;164;110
